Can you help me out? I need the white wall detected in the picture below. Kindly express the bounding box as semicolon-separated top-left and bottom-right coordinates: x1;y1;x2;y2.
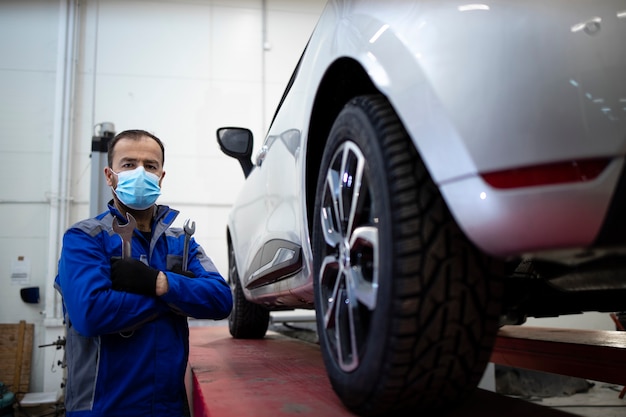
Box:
0;0;326;392
0;0;62;393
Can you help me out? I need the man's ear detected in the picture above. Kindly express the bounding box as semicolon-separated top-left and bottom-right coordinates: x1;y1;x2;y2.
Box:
158;171;166;187
104;167;115;187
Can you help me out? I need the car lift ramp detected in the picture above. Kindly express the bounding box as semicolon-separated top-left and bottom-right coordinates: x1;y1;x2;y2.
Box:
492;326;626;389
187;325;626;416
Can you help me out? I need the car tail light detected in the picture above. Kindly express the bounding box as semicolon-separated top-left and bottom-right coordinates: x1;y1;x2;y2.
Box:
481;158;611;189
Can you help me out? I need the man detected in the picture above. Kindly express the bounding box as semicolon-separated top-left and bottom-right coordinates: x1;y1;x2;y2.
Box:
55;129;233;417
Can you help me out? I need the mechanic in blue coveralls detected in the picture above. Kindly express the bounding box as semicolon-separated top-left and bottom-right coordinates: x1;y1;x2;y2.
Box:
55;129;233;417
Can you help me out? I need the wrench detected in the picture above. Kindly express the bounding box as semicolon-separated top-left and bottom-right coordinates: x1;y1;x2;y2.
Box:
182;219;196;272
112;213;137;259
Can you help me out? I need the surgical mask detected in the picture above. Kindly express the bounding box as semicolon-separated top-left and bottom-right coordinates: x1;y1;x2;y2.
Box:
111;166;161;210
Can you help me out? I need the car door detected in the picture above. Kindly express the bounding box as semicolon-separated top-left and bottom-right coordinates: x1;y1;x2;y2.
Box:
228;127;305;291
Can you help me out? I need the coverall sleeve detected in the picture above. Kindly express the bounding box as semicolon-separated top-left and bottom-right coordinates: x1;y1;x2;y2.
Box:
57;227;168;337
161;240;233;319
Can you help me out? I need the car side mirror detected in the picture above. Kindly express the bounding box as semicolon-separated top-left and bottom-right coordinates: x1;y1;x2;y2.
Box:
216;127;254;178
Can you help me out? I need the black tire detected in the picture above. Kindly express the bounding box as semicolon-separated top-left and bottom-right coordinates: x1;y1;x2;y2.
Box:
227;242;270;339
312;95;503;416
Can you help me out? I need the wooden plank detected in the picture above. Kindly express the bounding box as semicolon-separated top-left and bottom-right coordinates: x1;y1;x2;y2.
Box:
13;321;25;394
491;326;626;385
0;321;33;394
19;321;33;395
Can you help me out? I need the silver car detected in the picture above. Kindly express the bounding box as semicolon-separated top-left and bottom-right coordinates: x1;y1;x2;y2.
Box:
217;0;626;415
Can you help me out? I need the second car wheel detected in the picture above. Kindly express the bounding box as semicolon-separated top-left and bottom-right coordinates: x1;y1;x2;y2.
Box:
227;241;270;339
312;95;504;416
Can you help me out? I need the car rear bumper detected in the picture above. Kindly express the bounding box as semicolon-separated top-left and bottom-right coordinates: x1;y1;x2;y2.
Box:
440;157;626;261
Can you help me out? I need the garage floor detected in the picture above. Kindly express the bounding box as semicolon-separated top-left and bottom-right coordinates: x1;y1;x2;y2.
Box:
188;318;626;417
535;383;625;417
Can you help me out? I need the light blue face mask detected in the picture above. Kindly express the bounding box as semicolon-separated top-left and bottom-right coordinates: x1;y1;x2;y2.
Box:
112;166;161;210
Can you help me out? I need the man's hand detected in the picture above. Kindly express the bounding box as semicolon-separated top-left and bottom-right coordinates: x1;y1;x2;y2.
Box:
111;258;160;296
155;271;169;296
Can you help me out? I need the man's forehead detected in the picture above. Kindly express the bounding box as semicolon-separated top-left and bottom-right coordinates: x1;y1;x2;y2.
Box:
114;137;163;162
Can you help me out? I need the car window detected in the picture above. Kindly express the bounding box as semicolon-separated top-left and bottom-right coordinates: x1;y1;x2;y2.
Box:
267;39;310;131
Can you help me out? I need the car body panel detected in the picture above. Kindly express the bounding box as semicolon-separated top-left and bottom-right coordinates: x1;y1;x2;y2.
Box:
314;0;626;180
225;0;626;305
226;127;312;305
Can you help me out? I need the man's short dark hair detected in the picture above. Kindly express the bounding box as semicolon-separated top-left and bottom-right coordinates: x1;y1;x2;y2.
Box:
107;129;165;167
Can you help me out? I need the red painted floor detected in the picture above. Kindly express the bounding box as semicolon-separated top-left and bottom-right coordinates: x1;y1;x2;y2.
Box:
187;326;352;417
187;326;588;417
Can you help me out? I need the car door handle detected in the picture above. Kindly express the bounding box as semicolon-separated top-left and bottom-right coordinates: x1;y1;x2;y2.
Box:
256;146;268;166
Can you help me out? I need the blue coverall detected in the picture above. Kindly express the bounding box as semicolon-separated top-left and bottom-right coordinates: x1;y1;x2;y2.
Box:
55;203;233;417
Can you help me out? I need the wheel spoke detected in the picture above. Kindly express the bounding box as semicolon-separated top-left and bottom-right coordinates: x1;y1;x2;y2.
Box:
319;255;341;329
349;226;378;310
334;282;359;371
321;170;343;248
320;255;359;371
341;143;366;237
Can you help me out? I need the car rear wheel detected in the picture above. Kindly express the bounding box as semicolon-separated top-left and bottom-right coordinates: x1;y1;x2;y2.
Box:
312;95;503;416
227;241;270;339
